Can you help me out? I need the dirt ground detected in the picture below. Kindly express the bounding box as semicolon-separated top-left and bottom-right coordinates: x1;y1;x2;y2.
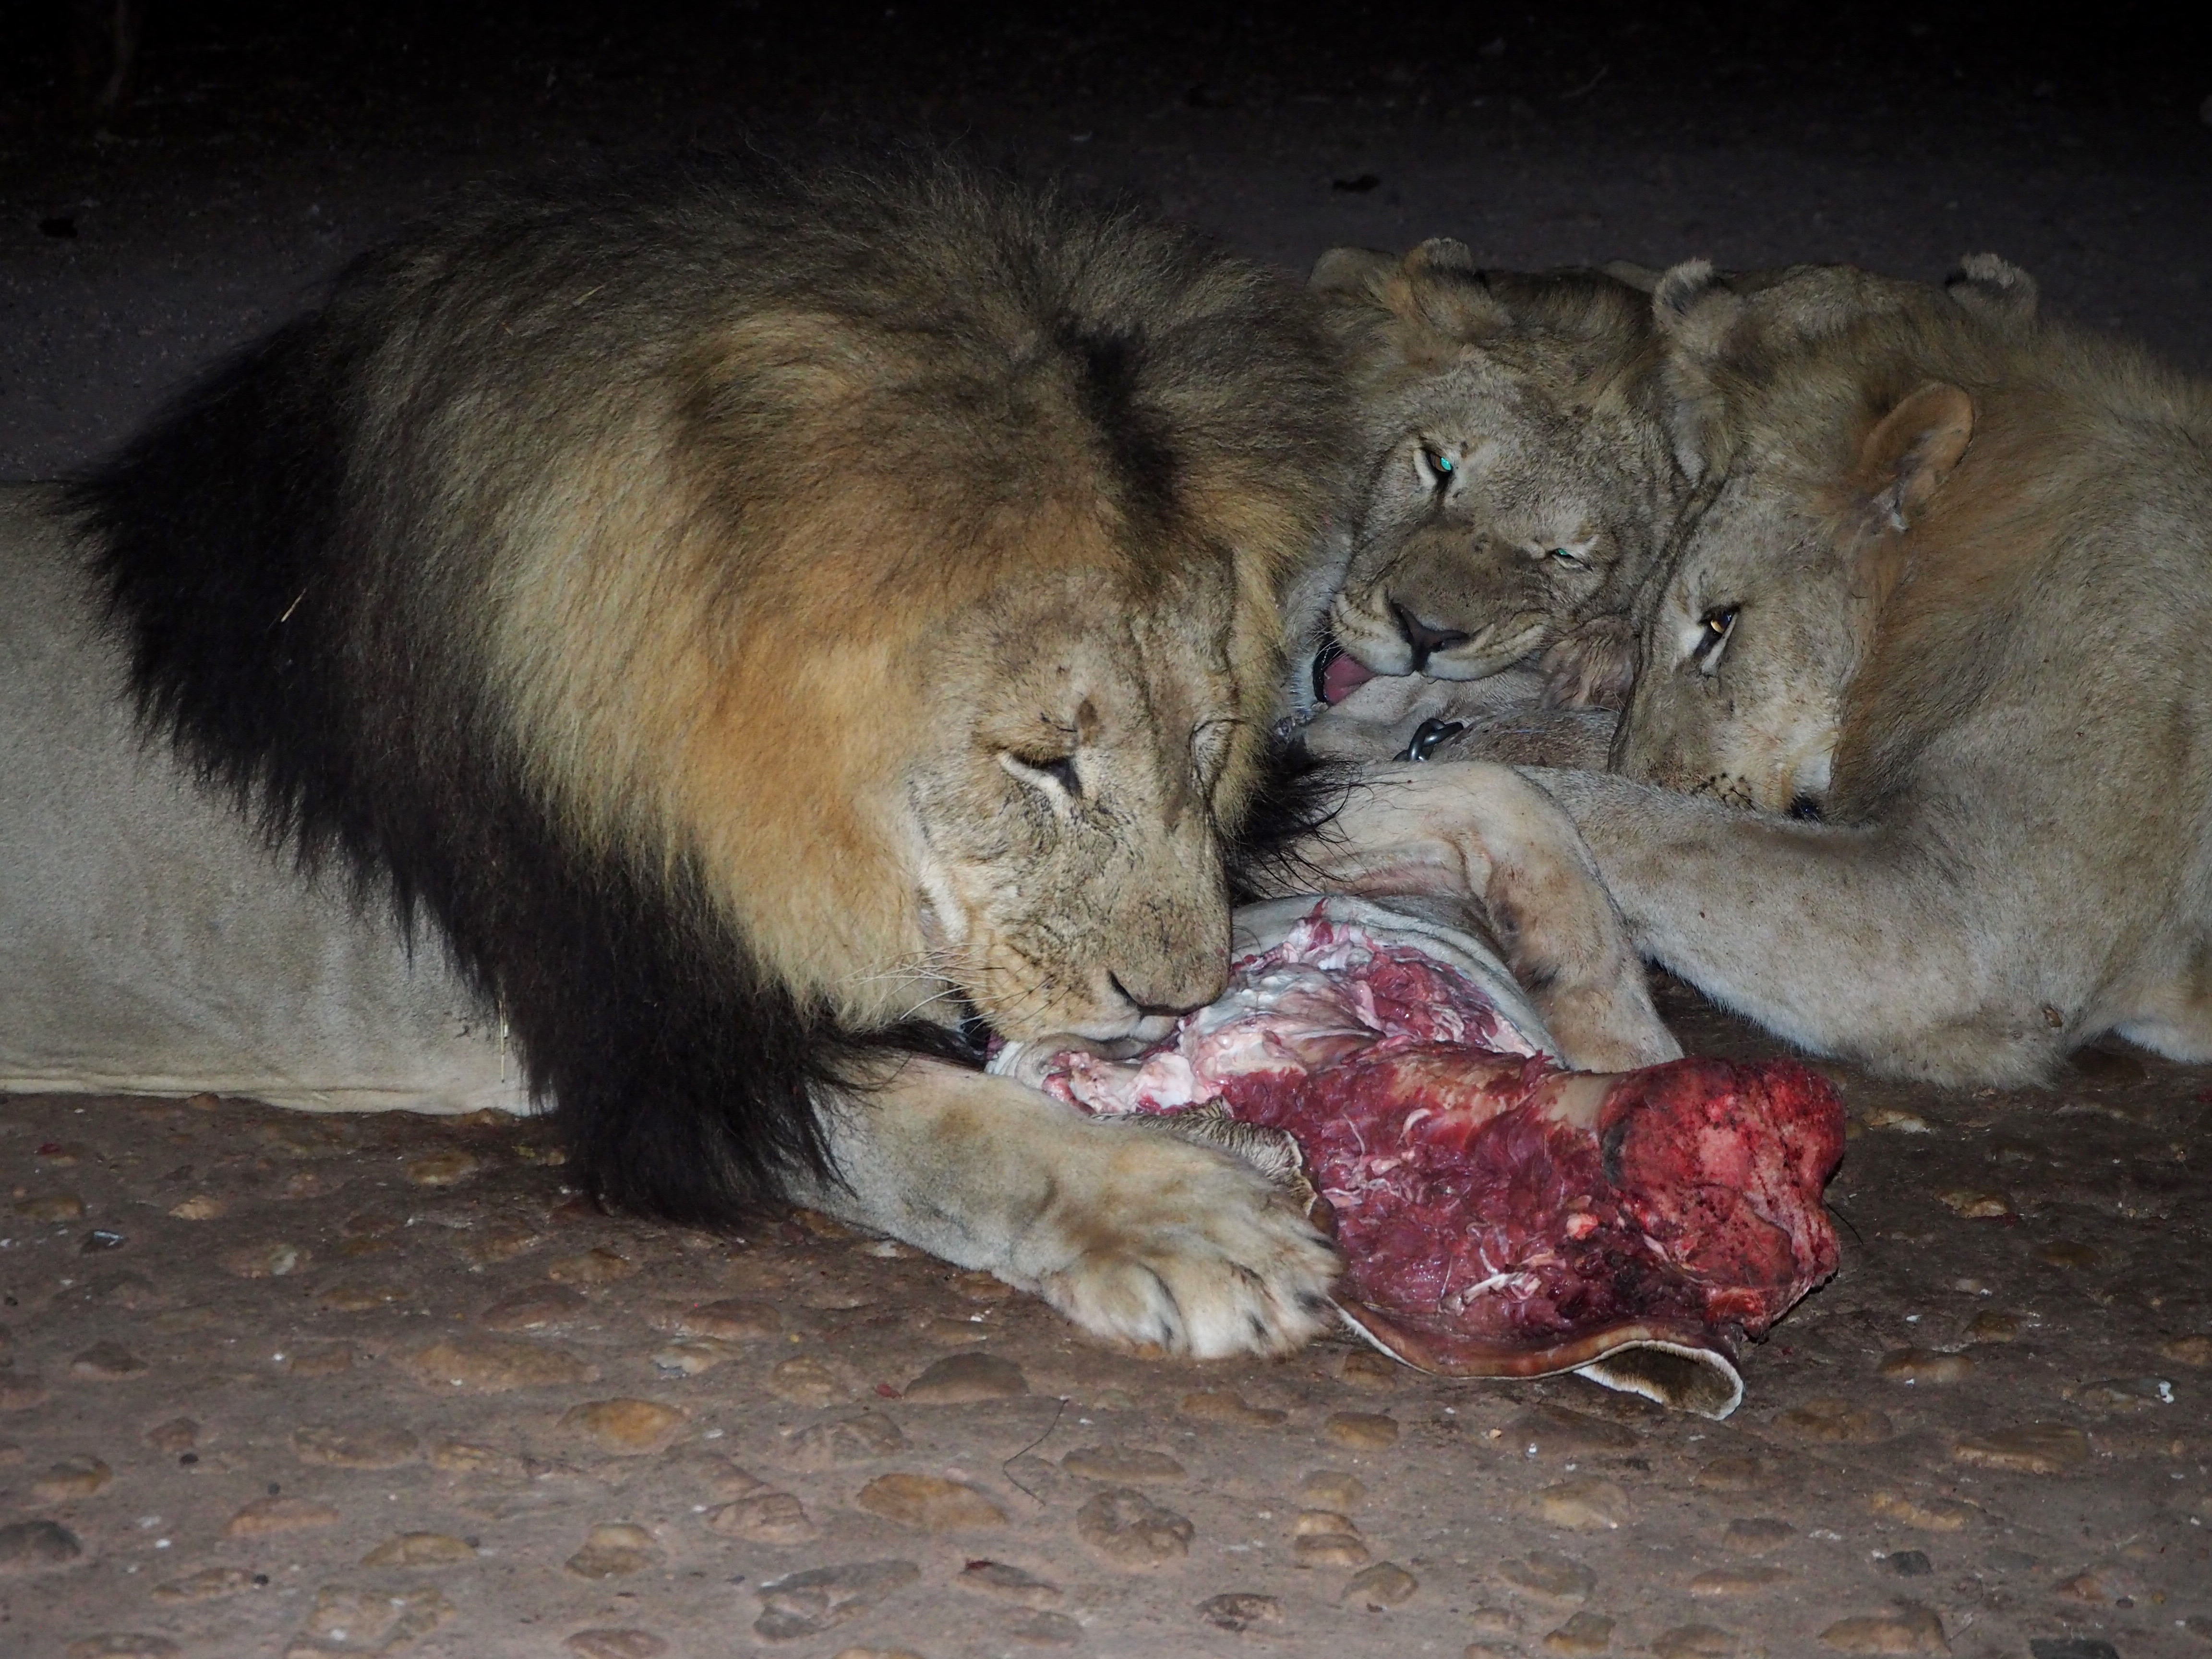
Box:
1;995;2207;1659
3;6;2210;1657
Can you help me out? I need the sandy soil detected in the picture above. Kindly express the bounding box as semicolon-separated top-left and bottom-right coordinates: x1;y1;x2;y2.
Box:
1;993;2207;1659
1;8;2209;1657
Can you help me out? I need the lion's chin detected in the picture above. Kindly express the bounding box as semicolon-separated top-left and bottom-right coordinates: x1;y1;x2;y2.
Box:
1001;1008;1158;1046
975;991;1182;1049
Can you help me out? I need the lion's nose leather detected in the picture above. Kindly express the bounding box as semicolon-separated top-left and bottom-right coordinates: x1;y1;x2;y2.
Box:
1109;955;1229;1019
1391;600;1471;671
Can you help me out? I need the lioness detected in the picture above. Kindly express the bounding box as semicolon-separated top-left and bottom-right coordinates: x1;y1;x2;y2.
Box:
1495;254;2212;1086
1609;256;2038;810
1308;240;1676;713
70;161;1356;1357
1592;256;2035;814
1306;249;2040;730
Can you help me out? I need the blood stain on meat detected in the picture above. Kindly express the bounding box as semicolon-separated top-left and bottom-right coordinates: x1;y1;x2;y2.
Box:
1025;909;1846;1395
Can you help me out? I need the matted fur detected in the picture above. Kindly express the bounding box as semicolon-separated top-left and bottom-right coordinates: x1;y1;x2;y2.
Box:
72;158;1352;1224
1522;253;2212;1084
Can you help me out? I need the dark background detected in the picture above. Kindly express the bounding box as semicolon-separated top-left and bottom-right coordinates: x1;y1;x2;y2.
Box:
4;1;2209;477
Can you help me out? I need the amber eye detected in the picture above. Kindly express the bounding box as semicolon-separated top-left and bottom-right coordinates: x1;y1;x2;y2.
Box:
1547;547;1588;571
1420;446;1455;493
1690;605;1738;668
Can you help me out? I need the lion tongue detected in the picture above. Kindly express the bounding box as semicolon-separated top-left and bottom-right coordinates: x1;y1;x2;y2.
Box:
1320;651;1378;704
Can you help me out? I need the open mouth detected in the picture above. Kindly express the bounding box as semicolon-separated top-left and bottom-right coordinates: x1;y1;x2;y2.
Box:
954;1000;998;1061
1310;635;1379;705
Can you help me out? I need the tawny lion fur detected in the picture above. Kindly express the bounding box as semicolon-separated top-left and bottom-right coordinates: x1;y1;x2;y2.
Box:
1305;247;2043;731
73;159;1370;1357
1497;252;2212;1085
1611;254;2040;807
1307;241;1676;711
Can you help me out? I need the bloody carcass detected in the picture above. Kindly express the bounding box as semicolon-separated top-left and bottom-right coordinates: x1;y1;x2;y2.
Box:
996;899;1847;1417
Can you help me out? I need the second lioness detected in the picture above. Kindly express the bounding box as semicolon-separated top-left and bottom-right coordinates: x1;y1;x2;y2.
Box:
1488;255;2212;1087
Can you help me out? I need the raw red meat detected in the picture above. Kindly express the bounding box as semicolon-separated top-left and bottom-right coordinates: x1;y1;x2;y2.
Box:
1022;908;1845;1408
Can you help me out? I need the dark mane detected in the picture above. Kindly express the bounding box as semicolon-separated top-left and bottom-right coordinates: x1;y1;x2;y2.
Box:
64;287;981;1223
1227;740;1355;906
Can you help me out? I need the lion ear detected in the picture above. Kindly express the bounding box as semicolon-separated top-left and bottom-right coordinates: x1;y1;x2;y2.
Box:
1650;260;1744;485
1406;237;1477;276
1309;246;1401;301
1651;259;1743;355
1854;381;1975;531
1314;242;1509;344
1945;252;2038;325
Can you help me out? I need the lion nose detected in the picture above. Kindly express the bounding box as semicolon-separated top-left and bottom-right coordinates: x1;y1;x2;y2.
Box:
1390;600;1470;672
1109;962;1226;1020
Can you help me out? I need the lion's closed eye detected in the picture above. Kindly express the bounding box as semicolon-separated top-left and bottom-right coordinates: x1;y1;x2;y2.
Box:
1002;751;1082;800
1191;718;1237;792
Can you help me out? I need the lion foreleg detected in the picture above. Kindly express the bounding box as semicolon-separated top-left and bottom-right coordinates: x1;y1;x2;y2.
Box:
1270;760;1679;1071
788;1059;1339;1359
1522;767;2060;1084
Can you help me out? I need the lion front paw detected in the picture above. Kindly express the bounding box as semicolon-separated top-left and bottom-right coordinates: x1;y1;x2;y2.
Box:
1027;1128;1340;1359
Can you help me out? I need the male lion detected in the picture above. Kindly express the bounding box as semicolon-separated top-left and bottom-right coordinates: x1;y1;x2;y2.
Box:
69;160;1361;1357
1471;253;2212;1087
